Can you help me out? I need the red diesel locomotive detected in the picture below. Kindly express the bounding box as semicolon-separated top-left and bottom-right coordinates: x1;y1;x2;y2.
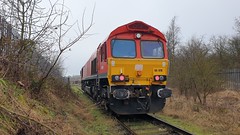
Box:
81;21;172;114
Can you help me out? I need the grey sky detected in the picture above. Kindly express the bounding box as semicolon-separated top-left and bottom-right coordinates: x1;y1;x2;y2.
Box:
62;0;240;76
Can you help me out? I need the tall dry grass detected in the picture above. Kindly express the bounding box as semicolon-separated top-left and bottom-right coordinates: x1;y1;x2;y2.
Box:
163;90;240;135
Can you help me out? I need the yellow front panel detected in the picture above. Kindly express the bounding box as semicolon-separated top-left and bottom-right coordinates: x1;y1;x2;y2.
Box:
108;58;169;86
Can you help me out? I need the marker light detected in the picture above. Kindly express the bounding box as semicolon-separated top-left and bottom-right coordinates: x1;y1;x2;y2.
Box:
136;33;142;38
155;75;160;81
119;75;125;81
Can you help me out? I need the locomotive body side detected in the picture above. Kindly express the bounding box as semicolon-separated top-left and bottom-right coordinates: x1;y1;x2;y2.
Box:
81;21;172;114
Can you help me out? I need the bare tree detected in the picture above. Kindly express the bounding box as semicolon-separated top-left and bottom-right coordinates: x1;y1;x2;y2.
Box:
210;35;231;69
234;17;240;35
0;0;94;93
34;3;94;93
165;16;181;62
227;17;240;68
228;36;240;68
0;0;59;80
175;37;221;105
165;16;181;87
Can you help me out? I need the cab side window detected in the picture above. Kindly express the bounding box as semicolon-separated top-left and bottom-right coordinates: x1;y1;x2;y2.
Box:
101;42;107;62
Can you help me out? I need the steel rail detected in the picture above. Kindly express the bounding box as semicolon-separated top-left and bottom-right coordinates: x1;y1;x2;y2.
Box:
114;116;137;135
146;114;193;135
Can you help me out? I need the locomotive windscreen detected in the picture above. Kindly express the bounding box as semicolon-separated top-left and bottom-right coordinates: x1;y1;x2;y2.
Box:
111;39;136;58
141;41;164;58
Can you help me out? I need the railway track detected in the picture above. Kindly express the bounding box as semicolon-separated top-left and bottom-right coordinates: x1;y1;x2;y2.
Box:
115;114;193;135
80;87;193;135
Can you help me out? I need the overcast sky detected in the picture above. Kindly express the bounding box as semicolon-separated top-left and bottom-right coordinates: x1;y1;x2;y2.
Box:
61;0;240;76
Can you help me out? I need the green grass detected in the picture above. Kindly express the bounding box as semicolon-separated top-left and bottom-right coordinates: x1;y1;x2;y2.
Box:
0;78;7;87
156;114;213;135
127;121;163;134
71;85;119;135
0;80;57;134
71;85;81;94
36;105;56;117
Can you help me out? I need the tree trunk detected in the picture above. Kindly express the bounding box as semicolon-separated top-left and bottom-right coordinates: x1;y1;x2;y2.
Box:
196;92;202;105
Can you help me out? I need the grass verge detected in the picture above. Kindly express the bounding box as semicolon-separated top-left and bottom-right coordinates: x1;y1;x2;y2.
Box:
71;85;120;135
158;89;240;135
0;81;121;135
156;113;211;135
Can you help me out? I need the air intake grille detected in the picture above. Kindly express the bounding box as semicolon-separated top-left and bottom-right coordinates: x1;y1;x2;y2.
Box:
128;22;149;31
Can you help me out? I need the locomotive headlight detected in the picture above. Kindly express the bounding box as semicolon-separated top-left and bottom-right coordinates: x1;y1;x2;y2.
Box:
159;75;165;81
136;33;142;38
115;75;120;81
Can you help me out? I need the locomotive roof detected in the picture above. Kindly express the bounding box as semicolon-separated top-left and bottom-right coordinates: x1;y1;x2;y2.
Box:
108;20;166;42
